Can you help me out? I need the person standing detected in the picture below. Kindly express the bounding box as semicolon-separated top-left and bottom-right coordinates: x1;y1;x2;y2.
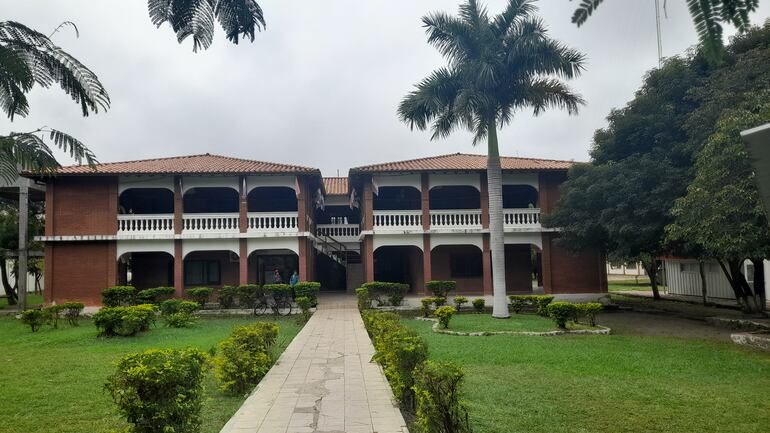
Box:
290;270;299;288
272;269;282;284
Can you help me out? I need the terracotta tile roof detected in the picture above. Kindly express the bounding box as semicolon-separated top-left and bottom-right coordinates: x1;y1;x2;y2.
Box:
350;153;574;173
323;177;349;195
44;154;319;176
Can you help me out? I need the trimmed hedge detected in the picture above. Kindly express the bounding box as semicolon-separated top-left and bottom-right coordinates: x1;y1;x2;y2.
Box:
361;281;410;307
453;296;469;310
296;296;312;322
263;284;293;315
294;281;321;306
105;348;209;433
218;285;239;309
102;286;137;307
20;309;46;332
136;287;175;305
413;361;472;433
426;280;456;298
434;306;456;329
576;302;603;326
160;299;200;328
61;302;85;326
356;287;371;310
472;298;485;313
508;295;555;316
546;302;577;329
214;322;279;394
93;304;157;336
186;287;213;307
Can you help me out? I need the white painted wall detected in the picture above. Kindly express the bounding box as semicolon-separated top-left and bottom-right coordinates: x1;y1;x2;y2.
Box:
662;258;766;300
118;176;174;194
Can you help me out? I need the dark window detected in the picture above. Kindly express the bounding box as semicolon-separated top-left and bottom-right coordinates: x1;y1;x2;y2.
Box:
184;260;221;285
450;253;482;278
502;185;538;208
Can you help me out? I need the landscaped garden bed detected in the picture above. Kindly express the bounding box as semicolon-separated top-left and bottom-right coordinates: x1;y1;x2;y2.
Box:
0;315;301;433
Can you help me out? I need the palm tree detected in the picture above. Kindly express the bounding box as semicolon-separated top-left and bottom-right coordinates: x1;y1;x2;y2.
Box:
0;21;109;181
398;0;585;318
148;0;266;52
571;0;760;61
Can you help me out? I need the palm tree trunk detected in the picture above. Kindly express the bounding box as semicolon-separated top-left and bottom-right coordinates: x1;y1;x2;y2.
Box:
487;122;509;318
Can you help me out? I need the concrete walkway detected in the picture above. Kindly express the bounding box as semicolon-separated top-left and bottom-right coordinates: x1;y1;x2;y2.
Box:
220;294;409;433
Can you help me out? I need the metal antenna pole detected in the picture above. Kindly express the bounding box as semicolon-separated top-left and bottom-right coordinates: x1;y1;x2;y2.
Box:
655;0;663;67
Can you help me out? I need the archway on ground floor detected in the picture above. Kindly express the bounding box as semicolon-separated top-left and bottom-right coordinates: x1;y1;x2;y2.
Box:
117;251;174;289
431;245;483;294
183;250;240;288
373;246;423;293
504;244;542;293
503;185;538;208
119;188;174;214
247;249;299;286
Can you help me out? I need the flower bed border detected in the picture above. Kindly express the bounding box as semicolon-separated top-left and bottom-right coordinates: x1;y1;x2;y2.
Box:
415;317;611;336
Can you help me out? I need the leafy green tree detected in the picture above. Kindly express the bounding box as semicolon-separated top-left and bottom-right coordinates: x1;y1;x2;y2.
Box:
667;99;770;312
147;0;265;52
398;0;585;317
570;0;760;61
0;21;108;181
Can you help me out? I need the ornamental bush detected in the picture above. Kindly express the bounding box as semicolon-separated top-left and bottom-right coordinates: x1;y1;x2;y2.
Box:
546;302;577;329
413;361;472;433
471;298;485;313
420;297;437;318
61;302;85;326
102;286;137;307
237;284;266;312
93;304;157;337
20;308;46;332
453;296;468;311
217;285;239;309
507;295;555;316
43;304;65;328
263;284;293;314
160;300;200;328
508;295;527;314
426;280;456;298
388;283;408;307
214;322;279;394
535;295;555;316
356;287;371;310
433;306;456;329
136;287;175;305
576;302;603;326
296;296;312;322
186;287;213;308
294;282;321;306
105;348;209;433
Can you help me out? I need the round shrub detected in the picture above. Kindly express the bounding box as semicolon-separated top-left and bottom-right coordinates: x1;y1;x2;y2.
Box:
471;298;485;313
535;295;555;316
93;304;157;337
186;287;213;308
61;301;85;326
217;285;239;309
294;282;321;306
433;306;457;329
388;283;408;307
214;322;279;394
296;296;312;322
105;347;209;433
546;301;577;329
136;287;175;304
426;280;456;298
355;287;371;310
160;300;200;328
413;360;472;433
577;302;603;326
20;308;46;332
453;296;468;310
102;286;137;307
420;297;437;317
43;304;65;328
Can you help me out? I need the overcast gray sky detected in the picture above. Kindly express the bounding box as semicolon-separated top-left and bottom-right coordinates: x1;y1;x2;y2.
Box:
4;1;770;176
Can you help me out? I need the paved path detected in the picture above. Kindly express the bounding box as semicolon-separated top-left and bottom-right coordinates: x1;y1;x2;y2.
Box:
220;294;408;433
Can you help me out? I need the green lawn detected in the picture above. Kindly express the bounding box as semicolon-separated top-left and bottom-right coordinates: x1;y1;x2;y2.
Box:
608;278;655;292
0;293;43;309
405;317;770;433
444;313;592;333
0;315;302;433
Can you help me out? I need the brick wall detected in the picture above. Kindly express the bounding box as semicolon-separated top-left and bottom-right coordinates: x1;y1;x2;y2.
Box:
541;233;607;294
431;245;484;294
505;244;533;293
47;176;118;236
44;242;117;305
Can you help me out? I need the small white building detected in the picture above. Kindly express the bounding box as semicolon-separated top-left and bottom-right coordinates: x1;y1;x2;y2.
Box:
662;258;767;300
607;262;646;277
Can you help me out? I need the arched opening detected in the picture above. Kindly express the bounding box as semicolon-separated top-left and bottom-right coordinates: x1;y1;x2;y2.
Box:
184;250;239;287
504;244;541;294
119;188;174;214
429;186;480;210
117;252;174;289
503;185;538;208
183;187;239;213
247;249;299;285
247;187;298;212
373;186;421;210
373;246;423;292
431;245;483;293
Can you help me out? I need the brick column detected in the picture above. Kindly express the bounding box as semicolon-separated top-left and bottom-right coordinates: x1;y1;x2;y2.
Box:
482;234;492;296
239;238;248;285
297;176;307;232
174;176;183;235
363;177;373;231
364;236;374;282
239;176;247;234
421;173;430;230
174;240;184;297
422;235;431;296
298;238;309;281
107;242;118;286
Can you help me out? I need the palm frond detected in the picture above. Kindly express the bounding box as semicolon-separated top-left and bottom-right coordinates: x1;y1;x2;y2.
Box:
169;0;216;52
215;0;265;44
523;78;585;116
398;67;462;132
0;128;96;182
570;0;604;27
688;0;725;60
491;0;536;37
423;12;480;66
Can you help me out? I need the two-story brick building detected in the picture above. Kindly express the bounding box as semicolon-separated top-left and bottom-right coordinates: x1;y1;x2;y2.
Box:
30;152;607;305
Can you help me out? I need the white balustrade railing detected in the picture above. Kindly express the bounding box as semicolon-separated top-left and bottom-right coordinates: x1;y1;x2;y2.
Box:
118;214;174;234
504;208;541;228
317;224;360;239
373;210;423;230
183;213;240;233
430;209;482;229
247;212;298;232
